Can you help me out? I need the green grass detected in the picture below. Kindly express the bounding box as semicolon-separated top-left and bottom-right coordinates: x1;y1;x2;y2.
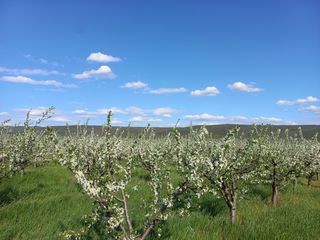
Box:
0;165;92;240
1;165;320;240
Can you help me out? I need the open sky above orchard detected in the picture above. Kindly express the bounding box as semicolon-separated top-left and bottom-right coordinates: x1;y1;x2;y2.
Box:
0;0;319;126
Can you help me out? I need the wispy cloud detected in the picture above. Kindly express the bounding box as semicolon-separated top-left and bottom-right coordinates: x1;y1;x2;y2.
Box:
72;106;177;119
15;107;73;124
121;81;148;89
228;82;263;92
0;76;77;88
185;114;248;122
24;54;63;67
87;52;121;63
190;86;220;96
15;107;52;116
125;106;145;115
148;87;187;94
153;107;178;118
0;112;9;116
277;96;319;106
253;117;284;123
0;66;60;75
73;66;114;79
72;107;126;117
129;116;162;123
299;105;320;114
184;113;293;125
49;116;72;123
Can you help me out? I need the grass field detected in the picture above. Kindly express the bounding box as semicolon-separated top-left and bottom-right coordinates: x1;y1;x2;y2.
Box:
1;165;320;240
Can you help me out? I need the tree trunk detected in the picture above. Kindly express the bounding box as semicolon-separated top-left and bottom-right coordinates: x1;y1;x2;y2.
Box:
293;177;297;190
139;220;155;240
316;172;319;181
229;205;236;224
272;182;279;207
307;176;312;187
229;192;237;224
272;165;279;207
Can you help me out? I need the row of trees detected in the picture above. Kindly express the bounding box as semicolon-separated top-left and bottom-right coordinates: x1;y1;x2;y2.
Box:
0;110;319;239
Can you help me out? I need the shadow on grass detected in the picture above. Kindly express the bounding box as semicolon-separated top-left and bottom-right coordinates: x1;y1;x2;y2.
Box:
0;182;47;206
198;196;226;218
247;185;270;201
0;187;19;206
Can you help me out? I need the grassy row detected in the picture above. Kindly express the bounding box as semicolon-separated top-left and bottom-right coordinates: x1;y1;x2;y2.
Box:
1;165;320;239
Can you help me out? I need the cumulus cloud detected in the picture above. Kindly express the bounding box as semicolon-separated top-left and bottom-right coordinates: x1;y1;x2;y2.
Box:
299;105;320;114
73;66;114;79
228;82;263;92
15;107;53;116
153;107;178;118
121;81;148;89
0;76;76;88
190;86;220;96
129;116;162;123
184;114;226;121
15;107;73;124
87;52;121;63
276;96;319;106
148;88;187;94
0;66;60;75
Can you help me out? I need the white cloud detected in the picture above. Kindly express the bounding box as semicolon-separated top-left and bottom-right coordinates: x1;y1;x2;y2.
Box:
253;117;283;123
0;76;76;88
190;86;220;96
72;107;126;117
129;116;145;122
185;115;247;122
148;118;162;122
153;107;178;118
15;107;52;116
121;81;148;89
299;105;320;114
184;114;225;121
15;107;73;124
125;106;145;115
228;82;263;92
252;117;296;125
0;66;60;75
87;52;121;63
183;114;293;124
72;109;96;116
50;116;72;123
129;116;162;123
97;107;126;115
73;66;113;79
0;112;9;116
111;118;124;124
276;96;319;106
24;54;62;67
148;88;187;94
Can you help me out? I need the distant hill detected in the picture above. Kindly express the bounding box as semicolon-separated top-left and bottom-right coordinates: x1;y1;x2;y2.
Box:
5;124;320;139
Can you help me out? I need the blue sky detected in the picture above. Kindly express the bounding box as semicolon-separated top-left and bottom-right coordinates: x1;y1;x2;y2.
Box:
0;0;319;126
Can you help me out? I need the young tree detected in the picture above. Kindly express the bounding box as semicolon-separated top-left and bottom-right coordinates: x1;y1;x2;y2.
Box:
61;114;204;240
195;127;260;223
4;107;54;176
256;128;302;207
0;120;11;181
